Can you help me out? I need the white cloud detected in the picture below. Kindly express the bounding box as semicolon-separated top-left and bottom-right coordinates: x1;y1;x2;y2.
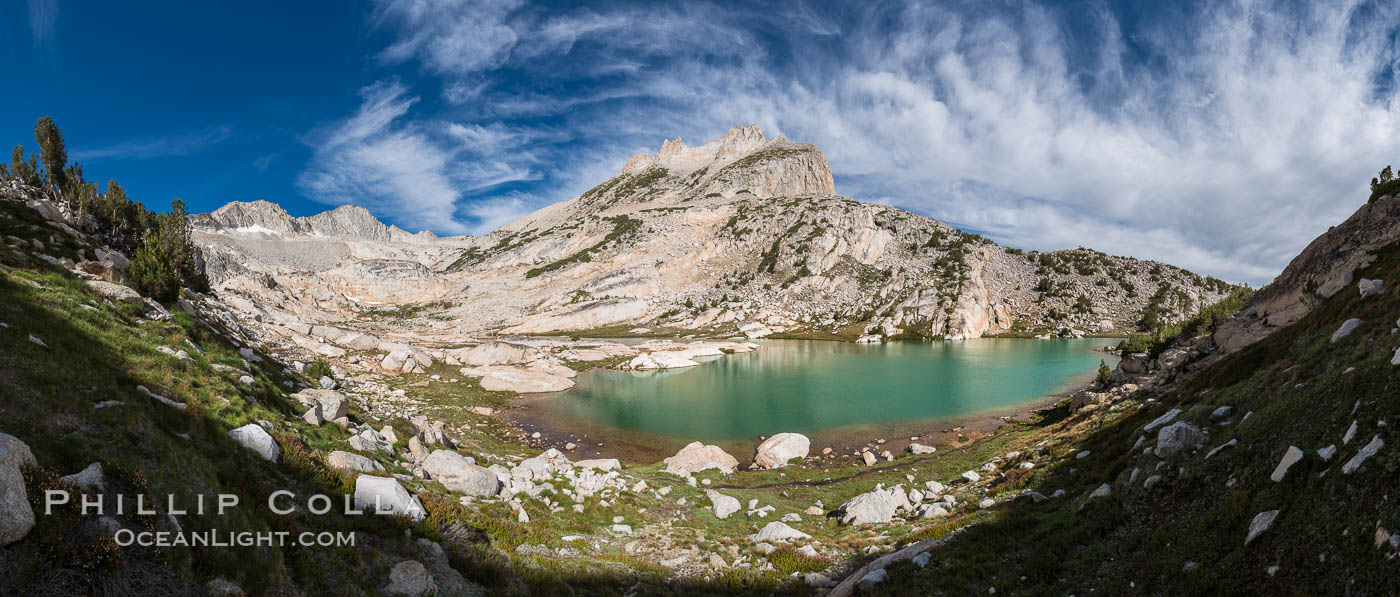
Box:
298;81;549;234
299;82;467;233
373;0;524;75
27;0;58;43
71;126;233;161
332;1;1400;284
462;194;530;235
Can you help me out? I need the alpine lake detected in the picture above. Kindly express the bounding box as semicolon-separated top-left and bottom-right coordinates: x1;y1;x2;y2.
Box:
508;338;1117;462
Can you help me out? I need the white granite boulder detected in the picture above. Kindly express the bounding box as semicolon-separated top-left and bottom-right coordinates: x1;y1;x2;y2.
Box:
748;521;810;542
422;450;501;496
754;433;810;469
479;367;574;393
293;389;349;421
0;432;37;546
838;485;910;525
1154;422;1207;460
327;451;385;474
354;475;425;521
227;424;280;462
663;441;740;475
706;490;741;519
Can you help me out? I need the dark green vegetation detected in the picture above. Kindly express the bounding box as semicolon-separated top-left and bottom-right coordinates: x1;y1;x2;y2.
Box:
1120;286;1255;357
1;117;208;301
0;241;416;593
871;240;1400;595
305;358;334;381
1368;164;1400;203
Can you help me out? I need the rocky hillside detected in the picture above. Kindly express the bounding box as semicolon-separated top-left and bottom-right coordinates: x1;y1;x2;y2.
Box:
844;195;1400;595
1213;196;1400;353
192;126;1239;349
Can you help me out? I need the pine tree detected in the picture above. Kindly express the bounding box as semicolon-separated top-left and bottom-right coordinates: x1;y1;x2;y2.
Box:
1381;165;1394;183
128;198;210;301
10;143;41;187
100;180;141;243
33;116;68;201
127;238;179;302
1096;359;1113;386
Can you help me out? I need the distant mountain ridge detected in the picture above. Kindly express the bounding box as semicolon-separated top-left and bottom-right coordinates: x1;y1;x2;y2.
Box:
189;200;437;243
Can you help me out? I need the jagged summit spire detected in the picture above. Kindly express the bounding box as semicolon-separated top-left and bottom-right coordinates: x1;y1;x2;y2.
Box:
655;125;767;159
622;124;795;175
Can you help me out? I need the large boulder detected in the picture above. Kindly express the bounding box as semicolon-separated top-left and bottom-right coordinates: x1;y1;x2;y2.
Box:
293;389;349;420
526;359;577;378
1342;435;1384;474
0;432;37;546
414;538;476;596
1154;422;1207;460
1069;390;1113;412
382;560;437;597
327;451;385;474
706;490;741;519
354;475;426;521
754;433;810;469
1330;318;1362;343
747;521;810;542
454;341;540;366
58;462;105;492
478;368;574;393
837;485;909;525
76;259;127;283
576;458;621;471
1116;352;1150;375
663;441;739;475
85;280;143;306
227;424;280;462
381;349;426;374
628;353;660;370
335;331;382;351
511;448;572;481
422;450;501;496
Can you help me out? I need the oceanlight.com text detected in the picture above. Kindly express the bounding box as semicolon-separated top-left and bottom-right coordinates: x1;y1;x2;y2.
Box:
113;530;356;548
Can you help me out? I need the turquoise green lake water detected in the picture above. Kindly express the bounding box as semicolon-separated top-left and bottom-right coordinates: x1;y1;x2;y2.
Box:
533;338;1114;444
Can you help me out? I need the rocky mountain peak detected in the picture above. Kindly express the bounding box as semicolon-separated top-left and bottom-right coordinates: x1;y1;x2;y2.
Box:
191;200;300;234
621;125;820;180
303;205;394;241
190;201;418;243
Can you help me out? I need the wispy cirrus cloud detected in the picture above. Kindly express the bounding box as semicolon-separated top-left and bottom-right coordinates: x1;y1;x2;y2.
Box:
71;125;233;162
306;0;1400;284
27;0;58;44
297;80;547;234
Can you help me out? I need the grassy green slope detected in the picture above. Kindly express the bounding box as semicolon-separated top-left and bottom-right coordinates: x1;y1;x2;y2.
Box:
870;241;1400;595
0;202;438;593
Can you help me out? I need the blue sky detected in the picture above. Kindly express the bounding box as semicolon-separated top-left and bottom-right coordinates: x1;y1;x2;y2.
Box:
5;1;1400;284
